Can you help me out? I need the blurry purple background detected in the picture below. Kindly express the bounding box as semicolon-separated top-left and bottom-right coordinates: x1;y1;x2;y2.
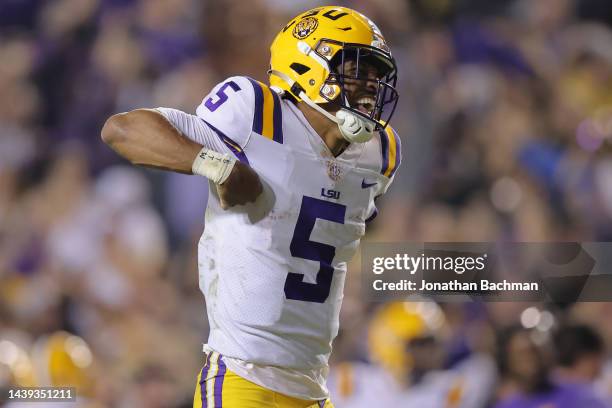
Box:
2;0;612;407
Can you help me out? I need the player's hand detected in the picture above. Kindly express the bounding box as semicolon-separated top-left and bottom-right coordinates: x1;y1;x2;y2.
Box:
216;161;263;209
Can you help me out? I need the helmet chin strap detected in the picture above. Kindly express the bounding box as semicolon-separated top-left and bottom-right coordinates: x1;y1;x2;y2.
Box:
269;69;376;143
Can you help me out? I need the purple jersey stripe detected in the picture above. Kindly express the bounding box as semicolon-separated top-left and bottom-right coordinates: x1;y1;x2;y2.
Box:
201;119;250;165
271;90;283;144
214;356;227;407
199;355;211;406
247;78;264;134
318;400;326;408
379;129;390;175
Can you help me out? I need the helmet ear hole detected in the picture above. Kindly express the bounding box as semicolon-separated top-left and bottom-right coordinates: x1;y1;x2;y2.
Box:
290;63;311;75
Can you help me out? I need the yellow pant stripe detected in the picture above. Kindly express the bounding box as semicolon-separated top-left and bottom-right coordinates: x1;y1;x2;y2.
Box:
193;368;203;408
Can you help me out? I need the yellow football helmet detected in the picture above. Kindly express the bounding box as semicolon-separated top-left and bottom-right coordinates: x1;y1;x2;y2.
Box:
31;331;94;395
368;301;447;383
269;6;398;134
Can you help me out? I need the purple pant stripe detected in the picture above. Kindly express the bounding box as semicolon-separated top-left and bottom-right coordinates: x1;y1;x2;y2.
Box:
199;354;211;406
213;355;227;407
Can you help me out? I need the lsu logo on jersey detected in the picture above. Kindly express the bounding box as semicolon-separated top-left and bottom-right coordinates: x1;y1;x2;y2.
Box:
293;17;318;39
321;188;340;200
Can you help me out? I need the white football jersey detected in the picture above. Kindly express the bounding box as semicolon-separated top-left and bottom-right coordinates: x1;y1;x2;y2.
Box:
194;76;401;399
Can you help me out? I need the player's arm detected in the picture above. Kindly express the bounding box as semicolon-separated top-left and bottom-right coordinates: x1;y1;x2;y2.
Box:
101;108;262;208
102;109;199;173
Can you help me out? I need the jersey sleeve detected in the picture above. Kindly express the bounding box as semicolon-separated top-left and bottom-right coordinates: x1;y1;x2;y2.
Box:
370;125;402;196
365;125;402;223
154;107;249;163
379;125;402;184
195;76;258;150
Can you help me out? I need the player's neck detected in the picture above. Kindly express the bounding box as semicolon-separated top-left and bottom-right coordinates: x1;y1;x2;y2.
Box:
297;102;349;157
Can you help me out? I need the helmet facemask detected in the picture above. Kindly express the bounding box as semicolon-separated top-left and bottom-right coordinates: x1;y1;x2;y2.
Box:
316;40;399;131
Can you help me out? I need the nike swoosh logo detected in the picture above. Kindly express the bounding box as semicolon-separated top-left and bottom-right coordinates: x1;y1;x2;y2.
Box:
362;179;377;189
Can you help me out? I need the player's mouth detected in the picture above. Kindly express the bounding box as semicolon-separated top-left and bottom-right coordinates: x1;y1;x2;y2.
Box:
354;96;376;115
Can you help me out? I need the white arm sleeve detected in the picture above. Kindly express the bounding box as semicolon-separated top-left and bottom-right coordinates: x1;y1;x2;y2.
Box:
156;107;240;184
154;107;231;155
155;108;231;153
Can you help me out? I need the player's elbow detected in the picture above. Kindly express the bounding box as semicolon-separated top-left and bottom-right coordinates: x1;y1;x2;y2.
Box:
101;113;129;148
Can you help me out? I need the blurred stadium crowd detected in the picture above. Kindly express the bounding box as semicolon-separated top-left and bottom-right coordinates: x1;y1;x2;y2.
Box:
2;0;612;406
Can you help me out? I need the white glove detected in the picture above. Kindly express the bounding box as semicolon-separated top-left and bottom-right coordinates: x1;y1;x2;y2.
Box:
335;109;376;143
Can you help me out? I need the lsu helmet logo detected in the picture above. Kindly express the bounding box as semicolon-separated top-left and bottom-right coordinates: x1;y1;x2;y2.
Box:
293;17;318;39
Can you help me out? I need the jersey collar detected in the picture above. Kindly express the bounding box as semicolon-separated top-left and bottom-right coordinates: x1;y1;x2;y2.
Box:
286;100;365;165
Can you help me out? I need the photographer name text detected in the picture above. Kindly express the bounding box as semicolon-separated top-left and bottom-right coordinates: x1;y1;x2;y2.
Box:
372;279;539;292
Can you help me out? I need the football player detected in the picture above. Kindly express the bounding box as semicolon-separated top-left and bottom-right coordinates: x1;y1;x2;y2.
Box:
328;302;498;408
101;6;400;408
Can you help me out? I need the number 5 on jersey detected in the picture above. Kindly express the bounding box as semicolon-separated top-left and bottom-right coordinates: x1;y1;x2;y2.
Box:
205;81;241;112
284;196;346;303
